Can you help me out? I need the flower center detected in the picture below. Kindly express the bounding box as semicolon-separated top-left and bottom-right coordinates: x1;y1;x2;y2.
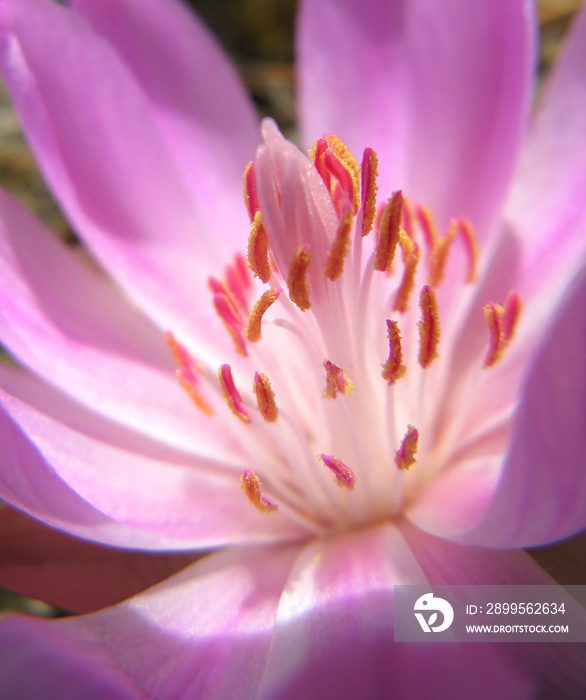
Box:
166;120;521;535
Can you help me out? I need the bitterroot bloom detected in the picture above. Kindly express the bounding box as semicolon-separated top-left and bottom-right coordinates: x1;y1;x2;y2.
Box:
0;0;585;697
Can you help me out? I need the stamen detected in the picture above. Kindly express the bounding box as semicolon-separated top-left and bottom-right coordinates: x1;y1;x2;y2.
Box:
323;360;354;399
324;205;353;281
360;148;379;237
415;204;438;250
247;211;272;283
253;372;278;422
418;285;440;368
243;161;259;221
226;253;252;313
393;231;420;313
318;454;356;490
395;425;419;471
246;288;282;342
312;135;361;215
401;197;416;239
381;320;407;385
241;470;277;513
165;331;213;415
483;291;521;368
218;364;250;423
287;244;312;311
374;191;403;272
429;219;458;287
212;292;247;356
457;217;479;283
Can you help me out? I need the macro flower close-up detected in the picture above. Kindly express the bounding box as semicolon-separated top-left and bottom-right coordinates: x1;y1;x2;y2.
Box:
0;0;585;697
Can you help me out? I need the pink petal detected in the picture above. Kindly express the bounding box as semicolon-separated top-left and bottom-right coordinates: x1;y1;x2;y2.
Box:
0;386;307;549
258;523;532;699
0;0;255;360
71;0;259;233
506;5;586;304
0;506;197;614
0;545;299;700
0;189;223;455
297;0;535;236
452;271;586;549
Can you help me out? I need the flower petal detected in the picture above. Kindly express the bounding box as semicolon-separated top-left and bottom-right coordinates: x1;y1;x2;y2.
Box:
453;270;586;549
0;0;255;361
297;0;535;235
0;386;308;549
0;189;222;455
0;545;299;700
0;505;197;614
71;0;259;230
257;523;533;699
506;5;586;303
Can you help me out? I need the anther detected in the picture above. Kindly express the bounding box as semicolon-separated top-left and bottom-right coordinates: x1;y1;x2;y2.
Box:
323;360;354;399
374;191;403;272
361;148;379;237
165;332;213;415
395;425;419;471
415;204;438;250
241;470;277;513
381;320;407;385
312;135;361;215
246;288;282;342
218;364;250;423
418;285;440;368
458;217;479;283
243;161;259;221
287;244;312;311
247;211;272;283
324;205;353;281
429;219;458;287
212;292;248;356
393;231;420;313
483;291;521;368
253;372;278;422
318;454;356;490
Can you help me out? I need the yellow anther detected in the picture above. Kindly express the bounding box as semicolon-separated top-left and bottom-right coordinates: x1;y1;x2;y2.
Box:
381;320;407;385
247;211;271;283
324;206;353;281
374;191;403;272
483;291;522;368
323;360;354;399
418;286;440;368
393;231;420;313
287;244;312;311
241;470;278;513
395;425;419;471
245;288;282;342
253;372;278;422
360;148;379;237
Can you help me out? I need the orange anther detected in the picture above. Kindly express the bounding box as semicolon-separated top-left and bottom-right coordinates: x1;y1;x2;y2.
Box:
429;219;458;287
360;148;379;237
243;161;259;222
418;286;440;368
324;205;353;281
483;291;521;368
165;331;213;415
246;288;282;342
247;211;272;284
323;360;354;399
457;217;479;283
253;372;279;422
393;231;420;313
241;470;278;513
374;191;403;272
381;320;407;385
218;364;250;423
395;425;419;471
318;454;356;490
287;244;312;311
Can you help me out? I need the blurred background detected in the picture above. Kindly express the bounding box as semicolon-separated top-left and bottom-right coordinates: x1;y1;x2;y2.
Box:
0;0;584;616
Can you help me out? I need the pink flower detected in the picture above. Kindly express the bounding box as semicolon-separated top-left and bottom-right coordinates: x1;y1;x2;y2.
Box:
0;0;585;697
